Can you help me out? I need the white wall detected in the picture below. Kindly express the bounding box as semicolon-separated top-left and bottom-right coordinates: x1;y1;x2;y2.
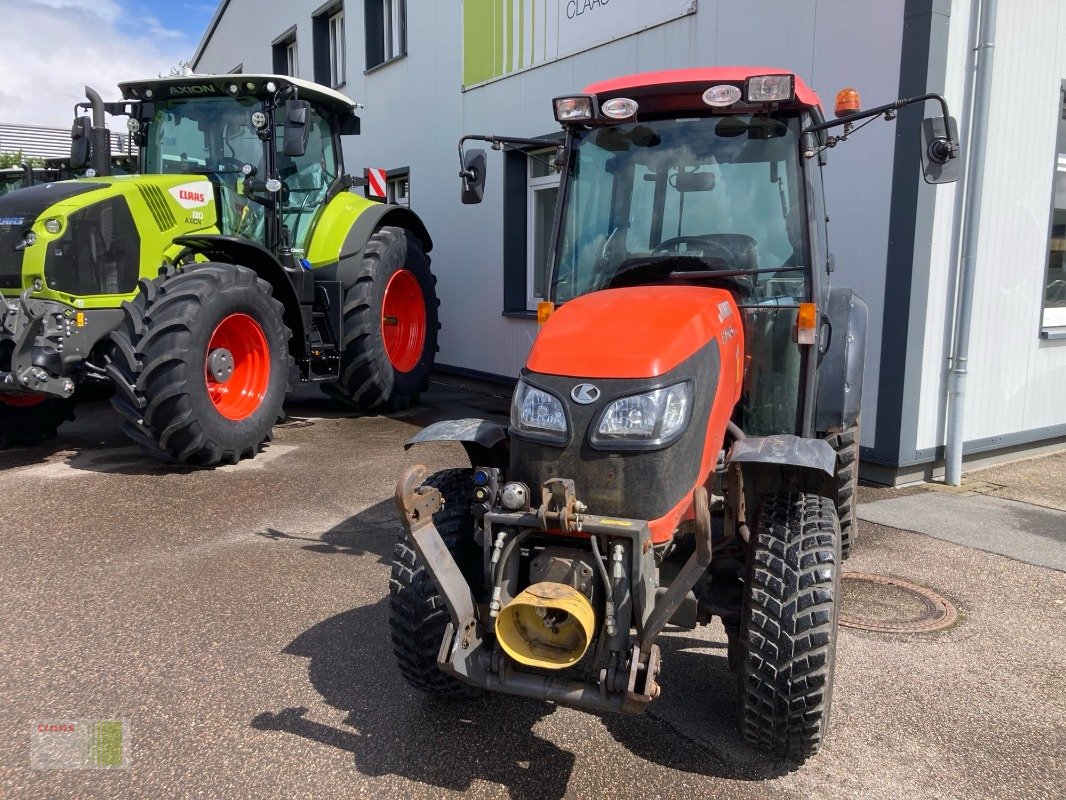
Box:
196;0;907;449
918;0;1066;452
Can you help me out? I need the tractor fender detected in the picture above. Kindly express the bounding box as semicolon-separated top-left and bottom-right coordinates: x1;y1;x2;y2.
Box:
727;434;836;477
815;287;867;434
405;418;510;469
321;203;433;288
171;234;306;357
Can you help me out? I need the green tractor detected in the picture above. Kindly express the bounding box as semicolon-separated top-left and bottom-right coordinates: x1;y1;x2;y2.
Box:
0;75;437;463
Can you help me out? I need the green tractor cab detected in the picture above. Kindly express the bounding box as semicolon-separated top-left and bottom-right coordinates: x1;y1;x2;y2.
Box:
0;74;438;464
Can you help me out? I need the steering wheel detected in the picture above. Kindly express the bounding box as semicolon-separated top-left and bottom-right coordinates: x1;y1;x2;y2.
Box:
653;235;738;268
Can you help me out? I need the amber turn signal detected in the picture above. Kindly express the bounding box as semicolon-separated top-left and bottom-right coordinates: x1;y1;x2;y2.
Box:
537;300;555;325
834;87;861;117
796;302;817;345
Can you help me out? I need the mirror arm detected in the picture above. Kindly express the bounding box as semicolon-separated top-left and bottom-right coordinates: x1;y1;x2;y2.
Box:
805;93;954;139
803;92;958;163
458;133;560;178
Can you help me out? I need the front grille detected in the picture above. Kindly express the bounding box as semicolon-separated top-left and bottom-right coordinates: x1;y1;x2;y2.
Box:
45;197;139;296
0;222;27;289
137;185;177;232
509;341;719;522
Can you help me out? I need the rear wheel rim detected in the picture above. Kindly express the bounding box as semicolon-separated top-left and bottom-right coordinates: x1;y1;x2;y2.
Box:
0;393;45;407
205;313;270;421
381;269;427;373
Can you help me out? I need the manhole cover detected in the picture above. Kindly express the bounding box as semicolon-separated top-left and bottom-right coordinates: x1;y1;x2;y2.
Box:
839;572;957;633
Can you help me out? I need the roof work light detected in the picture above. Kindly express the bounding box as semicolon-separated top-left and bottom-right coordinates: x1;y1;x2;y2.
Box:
553;95;596;123
744;74;795;103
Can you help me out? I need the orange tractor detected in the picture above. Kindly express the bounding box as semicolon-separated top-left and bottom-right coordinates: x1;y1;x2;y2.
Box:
391;67;958;758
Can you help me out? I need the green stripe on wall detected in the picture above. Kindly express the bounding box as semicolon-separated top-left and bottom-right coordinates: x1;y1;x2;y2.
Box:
462;0;501;86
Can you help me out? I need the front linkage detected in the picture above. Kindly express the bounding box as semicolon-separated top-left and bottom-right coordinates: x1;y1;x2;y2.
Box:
0;289;118;399
394;464;713;713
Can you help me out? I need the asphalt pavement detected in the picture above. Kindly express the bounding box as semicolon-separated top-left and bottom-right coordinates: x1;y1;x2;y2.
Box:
1;379;1063;799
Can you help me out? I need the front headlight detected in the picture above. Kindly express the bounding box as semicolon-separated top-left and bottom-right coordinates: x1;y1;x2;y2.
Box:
511;380;568;442
591;381;692;449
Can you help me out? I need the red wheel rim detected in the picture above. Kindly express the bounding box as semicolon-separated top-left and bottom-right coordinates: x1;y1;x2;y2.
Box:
0;393;45;407
205;313;271;421
381;269;427;373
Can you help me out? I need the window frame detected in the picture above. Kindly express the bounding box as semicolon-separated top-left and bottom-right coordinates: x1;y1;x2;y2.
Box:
386;166;410;207
1041;79;1066;337
526;148;561;311
271;26;299;78
328;8;346;87
364;0;406;73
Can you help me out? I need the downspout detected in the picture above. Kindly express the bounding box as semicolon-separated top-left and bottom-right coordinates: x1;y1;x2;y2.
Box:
945;0;997;485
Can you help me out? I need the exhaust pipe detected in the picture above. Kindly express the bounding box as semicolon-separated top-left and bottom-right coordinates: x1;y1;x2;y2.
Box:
84;86;112;177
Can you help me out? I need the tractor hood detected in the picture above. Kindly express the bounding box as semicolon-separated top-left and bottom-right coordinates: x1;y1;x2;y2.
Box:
0;181;107;223
526;285;741;379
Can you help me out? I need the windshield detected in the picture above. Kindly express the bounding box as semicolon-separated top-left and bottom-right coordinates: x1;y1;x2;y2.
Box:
145;97;265;177
552;114;809;304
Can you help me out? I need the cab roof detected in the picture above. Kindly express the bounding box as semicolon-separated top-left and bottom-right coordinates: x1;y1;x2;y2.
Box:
118;74;358;114
584;67;822;109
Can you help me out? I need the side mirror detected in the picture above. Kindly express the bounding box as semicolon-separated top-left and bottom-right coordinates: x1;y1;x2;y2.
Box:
461;149;486;205
921;115;960;184
283;99;311;157
70;116;91;170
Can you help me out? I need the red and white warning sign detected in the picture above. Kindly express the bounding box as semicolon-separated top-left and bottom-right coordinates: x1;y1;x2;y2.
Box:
366;168;387;198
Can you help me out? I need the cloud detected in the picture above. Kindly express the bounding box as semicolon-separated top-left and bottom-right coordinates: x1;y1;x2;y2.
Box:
0;1;192;130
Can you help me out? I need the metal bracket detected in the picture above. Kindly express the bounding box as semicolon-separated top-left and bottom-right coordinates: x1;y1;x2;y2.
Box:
394;464;442;533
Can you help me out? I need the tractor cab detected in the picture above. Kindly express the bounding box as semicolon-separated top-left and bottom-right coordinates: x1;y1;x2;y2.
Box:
394;67;960;759
84;74;362;257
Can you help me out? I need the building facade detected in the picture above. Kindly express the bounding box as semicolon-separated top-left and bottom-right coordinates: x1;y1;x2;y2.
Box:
192;0;1066;483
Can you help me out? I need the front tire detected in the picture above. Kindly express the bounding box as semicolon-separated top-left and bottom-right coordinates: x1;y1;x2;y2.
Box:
389;468;481;698
0;395;76;448
328;226;438;411
107;263;292;466
738;491;841;760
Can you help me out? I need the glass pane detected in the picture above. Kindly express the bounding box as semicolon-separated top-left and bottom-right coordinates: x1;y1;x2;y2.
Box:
553;115;808;305
529;149;558;179
1045;82;1066;327
532;185;558;299
275;108;338;253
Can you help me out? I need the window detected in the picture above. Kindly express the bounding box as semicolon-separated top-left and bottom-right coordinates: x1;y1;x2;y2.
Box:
271;29;298;78
527;149;560;309
501;137;563;315
328;9;345;86
313;3;345;87
1043;80;1066;332
274;106;338;254
365;0;405;71
387;168;410;207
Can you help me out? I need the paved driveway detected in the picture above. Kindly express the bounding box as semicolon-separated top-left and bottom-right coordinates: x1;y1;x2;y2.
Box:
1;382;1063;799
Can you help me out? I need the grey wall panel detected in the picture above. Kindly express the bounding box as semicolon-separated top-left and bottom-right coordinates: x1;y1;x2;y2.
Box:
918;0;1066;451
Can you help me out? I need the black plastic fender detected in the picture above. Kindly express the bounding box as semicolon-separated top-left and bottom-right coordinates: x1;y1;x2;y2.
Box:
727;434;837;477
405;418;510;469
815;287;867;434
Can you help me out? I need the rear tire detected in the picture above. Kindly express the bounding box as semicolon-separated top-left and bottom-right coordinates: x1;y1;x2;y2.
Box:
327;226;438;411
825;425;859;559
107;263;292;466
0;396;76;448
389;468;481;698
738;491;840;760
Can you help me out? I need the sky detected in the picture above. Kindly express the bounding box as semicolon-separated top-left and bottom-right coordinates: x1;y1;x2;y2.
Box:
0;0;218;129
